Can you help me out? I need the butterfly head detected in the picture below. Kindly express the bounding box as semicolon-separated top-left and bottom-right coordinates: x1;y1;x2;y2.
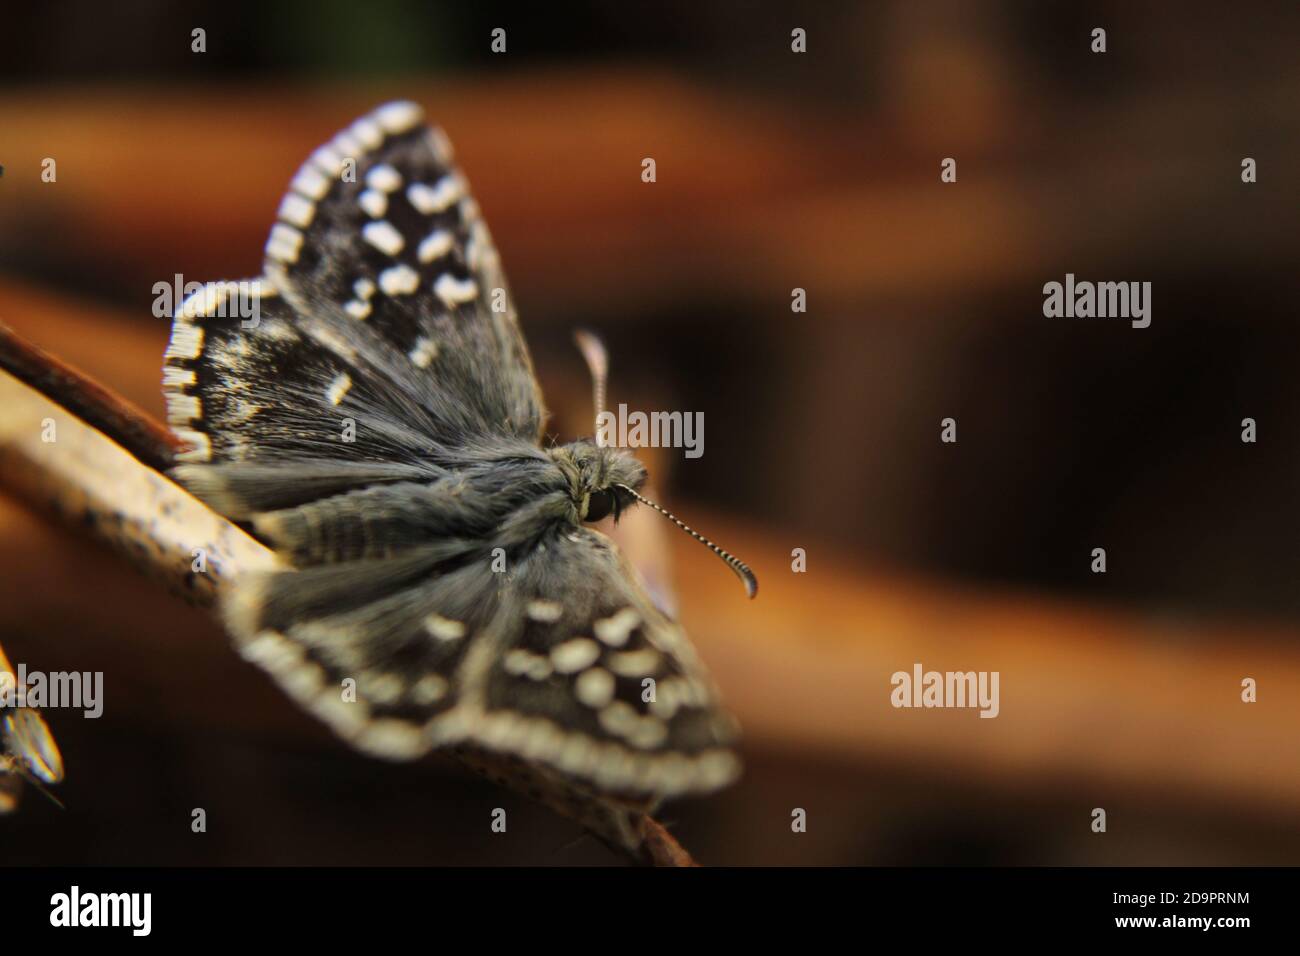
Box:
551;440;646;524
567;329;758;598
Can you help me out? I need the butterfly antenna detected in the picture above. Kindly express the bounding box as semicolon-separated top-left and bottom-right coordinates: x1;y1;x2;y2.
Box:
615;484;758;598
573;329;608;445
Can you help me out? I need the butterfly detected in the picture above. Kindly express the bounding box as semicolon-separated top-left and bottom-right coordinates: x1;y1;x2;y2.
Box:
161;102;755;827
0;649;63;813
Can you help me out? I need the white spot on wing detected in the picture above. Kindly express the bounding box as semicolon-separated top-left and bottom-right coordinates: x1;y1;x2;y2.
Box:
417;229;454;264
332;132;362;159
162;366;196;388
575;668;615;708
365;673;404;705
504;650;553;681
598;701;637;735
407;175;463;214
379;264;420;296
356;719;427;759
165;392;200;425
551;638;600;674
309;145;344;176
291;166;330;200
240;632;304;670
350;117;383;150
277;192;316;228
424;614;465;642
366;163;403;193
266;223;303;263
608;648;661;678
433;274;478;307
165;323;204;360
408;336;438;368
411;673;449;705
180;281;229;319
627;718;668;749
327;372;352;406
526;600;563;623
363;220;405;256
375;100;423;134
594;609;640;647
358;189;387;219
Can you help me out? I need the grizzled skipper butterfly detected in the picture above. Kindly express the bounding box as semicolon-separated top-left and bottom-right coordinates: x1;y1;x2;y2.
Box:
162;102;754;841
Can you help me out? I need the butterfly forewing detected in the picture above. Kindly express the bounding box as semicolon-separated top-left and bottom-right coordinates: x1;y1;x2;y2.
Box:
164;101;542;480
263;100;543;444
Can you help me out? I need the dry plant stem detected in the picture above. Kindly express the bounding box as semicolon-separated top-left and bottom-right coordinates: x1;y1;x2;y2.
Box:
0;320;181;473
0;327;698;866
642;817;699;867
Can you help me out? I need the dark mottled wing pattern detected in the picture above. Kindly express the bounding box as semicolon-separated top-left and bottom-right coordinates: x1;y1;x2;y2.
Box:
467;528;741;796
219;522;741;795
163;100;543;488
223;535;497;761
162;102;740;799
164;281;450;516
262;101;542;446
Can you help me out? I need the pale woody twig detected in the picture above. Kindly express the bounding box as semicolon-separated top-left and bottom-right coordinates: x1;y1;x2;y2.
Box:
0;320;179;473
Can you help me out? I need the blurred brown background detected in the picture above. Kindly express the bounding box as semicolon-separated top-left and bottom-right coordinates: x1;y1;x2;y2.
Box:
2;1;1299;864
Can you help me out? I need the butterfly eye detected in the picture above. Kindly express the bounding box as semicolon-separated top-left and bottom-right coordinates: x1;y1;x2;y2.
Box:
583;488;616;523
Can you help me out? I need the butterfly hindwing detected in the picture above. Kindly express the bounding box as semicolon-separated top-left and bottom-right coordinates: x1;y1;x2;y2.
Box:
466;528;741;797
222;522;739;797
223;542;499;760
164;280;463;513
